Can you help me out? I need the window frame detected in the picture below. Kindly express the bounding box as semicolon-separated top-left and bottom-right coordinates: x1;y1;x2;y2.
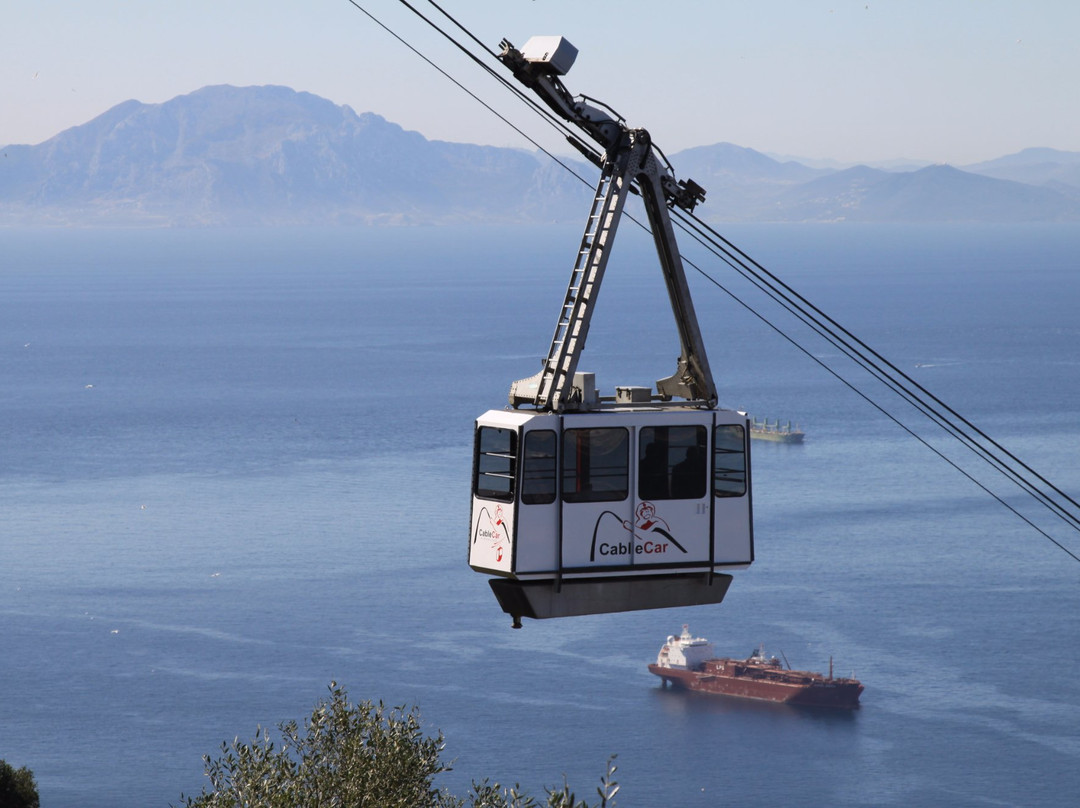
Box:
562;427;630;503
520;429;558;505
473;425;517;502
639;424;708;501
713;423;747;498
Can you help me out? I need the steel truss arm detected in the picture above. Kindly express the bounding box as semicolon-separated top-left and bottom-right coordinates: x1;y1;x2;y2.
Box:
510;132;717;411
500;37;717;412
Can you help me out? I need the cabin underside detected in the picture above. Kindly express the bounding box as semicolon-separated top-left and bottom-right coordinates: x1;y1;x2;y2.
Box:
489;572;733;628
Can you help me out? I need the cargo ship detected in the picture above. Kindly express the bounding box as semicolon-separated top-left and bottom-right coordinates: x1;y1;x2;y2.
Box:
648;625;863;708
750;418;804;443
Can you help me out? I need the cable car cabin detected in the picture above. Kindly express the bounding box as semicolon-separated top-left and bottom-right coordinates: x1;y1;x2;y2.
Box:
472;36;755;625
470;393;753;626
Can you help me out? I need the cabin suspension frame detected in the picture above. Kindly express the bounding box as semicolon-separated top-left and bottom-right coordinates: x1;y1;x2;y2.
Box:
469;36;754;626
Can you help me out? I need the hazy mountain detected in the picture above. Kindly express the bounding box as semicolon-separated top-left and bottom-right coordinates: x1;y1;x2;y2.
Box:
765;163;1079;223
674;142;826;185
762;150;932;172
962;148;1080;194
668;143;830;221
0;85;591;226
2;85;1078;225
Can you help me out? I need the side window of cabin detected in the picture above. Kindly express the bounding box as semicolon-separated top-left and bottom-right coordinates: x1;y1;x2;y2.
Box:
639;425;708;500
713;424;747;498
474;426;516;501
562;428;628;503
521;430;557;505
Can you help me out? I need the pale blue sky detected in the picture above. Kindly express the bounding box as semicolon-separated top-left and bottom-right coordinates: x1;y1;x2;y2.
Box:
3;1;1077;165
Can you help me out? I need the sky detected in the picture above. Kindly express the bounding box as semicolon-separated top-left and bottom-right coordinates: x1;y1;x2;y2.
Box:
3;0;1079;166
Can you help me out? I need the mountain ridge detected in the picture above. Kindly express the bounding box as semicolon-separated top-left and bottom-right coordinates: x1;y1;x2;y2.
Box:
2;85;1078;225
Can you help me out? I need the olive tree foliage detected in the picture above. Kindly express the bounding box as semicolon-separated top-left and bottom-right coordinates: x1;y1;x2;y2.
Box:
0;759;40;808
466;759;619;808
176;682;618;808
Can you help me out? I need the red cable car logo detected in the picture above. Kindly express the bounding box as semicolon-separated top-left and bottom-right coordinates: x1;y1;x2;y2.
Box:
472;504;508;563
589;501;687;560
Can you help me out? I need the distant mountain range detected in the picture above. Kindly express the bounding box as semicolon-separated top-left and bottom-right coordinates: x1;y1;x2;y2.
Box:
2;85;1079;226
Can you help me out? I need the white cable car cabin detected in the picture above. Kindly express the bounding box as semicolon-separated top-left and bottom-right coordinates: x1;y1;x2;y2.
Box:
469;37;754;627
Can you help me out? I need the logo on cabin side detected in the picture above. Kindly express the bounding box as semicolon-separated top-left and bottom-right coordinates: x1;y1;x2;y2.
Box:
589;501;688;561
472;504;508;563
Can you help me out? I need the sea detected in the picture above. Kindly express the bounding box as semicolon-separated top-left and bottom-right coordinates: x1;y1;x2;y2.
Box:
1;220;1078;807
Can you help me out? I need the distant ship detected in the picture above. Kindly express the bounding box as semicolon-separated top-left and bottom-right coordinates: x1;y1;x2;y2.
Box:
750;418;804;443
648;625;863;708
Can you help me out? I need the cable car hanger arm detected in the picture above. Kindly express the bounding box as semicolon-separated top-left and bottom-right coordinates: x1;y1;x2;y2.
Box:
499;37;716;411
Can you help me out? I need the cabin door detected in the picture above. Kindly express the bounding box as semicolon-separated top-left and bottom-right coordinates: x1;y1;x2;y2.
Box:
558;423;635;570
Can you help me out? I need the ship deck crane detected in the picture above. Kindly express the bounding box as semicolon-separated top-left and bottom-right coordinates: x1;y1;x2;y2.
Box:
469;37;754;627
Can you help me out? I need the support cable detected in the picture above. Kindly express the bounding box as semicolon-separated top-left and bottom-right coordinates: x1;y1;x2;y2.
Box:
669;209;1080;552
678;210;1080;531
677;239;1080;564
342;0;594;187
669;209;1080;532
403;0;603;163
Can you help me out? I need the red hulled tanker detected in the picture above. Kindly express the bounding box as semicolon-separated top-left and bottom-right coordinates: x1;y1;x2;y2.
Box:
648;625;863;708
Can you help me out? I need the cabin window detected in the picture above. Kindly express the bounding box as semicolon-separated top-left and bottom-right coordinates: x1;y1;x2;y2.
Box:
474;426;517;502
521;430;557;505
713;424;747;497
562;428;629;503
639;425;708;500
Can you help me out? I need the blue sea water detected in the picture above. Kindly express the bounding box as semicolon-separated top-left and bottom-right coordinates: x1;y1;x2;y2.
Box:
1;222;1079;807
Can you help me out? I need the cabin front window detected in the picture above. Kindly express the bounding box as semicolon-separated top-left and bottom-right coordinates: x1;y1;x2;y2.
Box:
474;426;517;501
562;428;629;503
639;425;708;500
521;429;557;505
713;424;747;497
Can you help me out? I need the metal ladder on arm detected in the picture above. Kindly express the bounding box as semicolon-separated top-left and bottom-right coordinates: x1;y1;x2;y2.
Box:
509;146;636;411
